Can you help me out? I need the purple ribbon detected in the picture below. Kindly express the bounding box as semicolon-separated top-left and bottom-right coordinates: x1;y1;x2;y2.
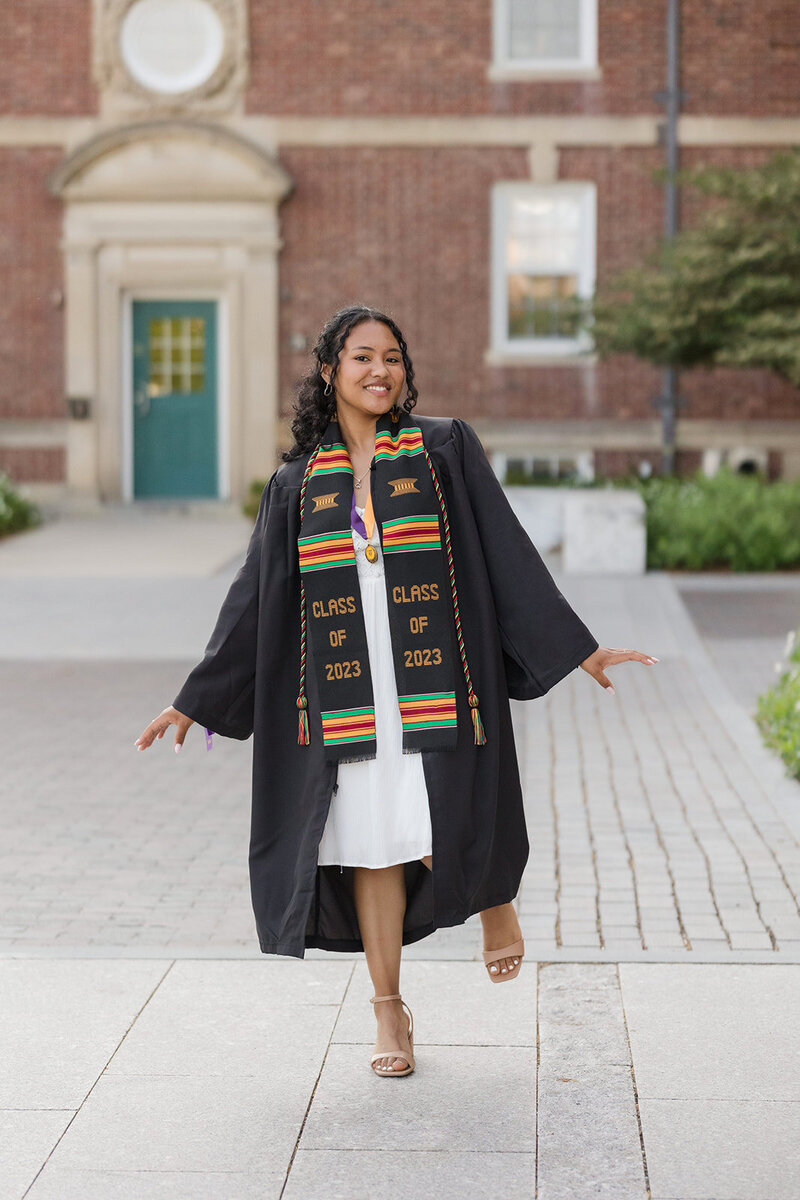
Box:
351;491;368;539
205;727;214;751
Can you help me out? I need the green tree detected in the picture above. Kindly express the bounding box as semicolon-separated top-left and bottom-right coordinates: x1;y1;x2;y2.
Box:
590;150;800;387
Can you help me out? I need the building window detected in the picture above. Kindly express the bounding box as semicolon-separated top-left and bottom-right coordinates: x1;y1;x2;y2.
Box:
491;182;596;358
491;0;598;76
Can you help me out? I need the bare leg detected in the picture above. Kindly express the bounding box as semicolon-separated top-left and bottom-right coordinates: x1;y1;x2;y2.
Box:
352;864;413;1073
420;854;432;871
480;900;523;976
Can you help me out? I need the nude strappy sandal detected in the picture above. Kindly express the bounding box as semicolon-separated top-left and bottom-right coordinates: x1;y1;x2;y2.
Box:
482;938;524;982
369;993;415;1076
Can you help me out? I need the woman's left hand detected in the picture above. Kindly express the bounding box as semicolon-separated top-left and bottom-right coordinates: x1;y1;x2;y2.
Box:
579;646;658;695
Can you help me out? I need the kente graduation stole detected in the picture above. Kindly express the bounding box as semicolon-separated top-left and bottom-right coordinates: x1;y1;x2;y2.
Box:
295;406;486;764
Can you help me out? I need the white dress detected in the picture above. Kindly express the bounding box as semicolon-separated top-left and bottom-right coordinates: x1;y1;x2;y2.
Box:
316;503;434;868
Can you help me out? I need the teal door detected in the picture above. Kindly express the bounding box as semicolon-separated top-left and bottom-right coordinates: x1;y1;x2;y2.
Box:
132;300;218;498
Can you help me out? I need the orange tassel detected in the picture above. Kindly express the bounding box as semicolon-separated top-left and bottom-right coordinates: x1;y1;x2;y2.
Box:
469;693;486;745
297;696;310;745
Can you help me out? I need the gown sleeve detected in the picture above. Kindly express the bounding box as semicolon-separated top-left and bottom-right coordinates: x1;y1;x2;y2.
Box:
451;417;599;700
171;472;277;739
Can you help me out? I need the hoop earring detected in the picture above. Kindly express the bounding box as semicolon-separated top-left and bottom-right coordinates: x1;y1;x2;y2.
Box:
323;380;332;397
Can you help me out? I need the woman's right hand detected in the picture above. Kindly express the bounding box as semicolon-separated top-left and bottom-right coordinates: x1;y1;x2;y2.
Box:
135;706;194;754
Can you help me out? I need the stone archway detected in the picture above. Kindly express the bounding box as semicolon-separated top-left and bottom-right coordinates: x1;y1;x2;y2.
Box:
49;120;293;502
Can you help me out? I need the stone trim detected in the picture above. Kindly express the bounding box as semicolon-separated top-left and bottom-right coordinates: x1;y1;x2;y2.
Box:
4;114;800;151
0;420;68;448
47;119;292;202
92;0;248;119
486;67;603;82
468;419;800;453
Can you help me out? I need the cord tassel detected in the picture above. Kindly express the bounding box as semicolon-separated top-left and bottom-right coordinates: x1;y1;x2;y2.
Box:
469;693;487;745
297;696;310;745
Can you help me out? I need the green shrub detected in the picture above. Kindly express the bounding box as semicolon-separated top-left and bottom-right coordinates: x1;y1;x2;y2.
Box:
637;469;800;571
756;629;800;780
0;473;41;539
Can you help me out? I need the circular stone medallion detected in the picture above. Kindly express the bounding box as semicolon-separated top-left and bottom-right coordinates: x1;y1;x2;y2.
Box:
120;0;225;95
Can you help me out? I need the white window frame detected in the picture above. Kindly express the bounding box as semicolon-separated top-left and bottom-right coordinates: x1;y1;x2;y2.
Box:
489;0;599;80
491;181;597;359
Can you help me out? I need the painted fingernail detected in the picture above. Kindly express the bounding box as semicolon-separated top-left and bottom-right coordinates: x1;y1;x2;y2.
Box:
649;657;659;663
490;965;498;973
607;685;616;696
174;743;182;754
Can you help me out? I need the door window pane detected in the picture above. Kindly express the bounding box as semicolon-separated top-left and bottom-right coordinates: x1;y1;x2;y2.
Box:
148;316;205;394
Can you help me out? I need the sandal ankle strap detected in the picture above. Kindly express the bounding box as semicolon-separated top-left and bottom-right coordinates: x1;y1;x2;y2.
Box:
370;993;413;1042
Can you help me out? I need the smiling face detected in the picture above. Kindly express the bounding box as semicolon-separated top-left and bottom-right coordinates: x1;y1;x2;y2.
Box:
321;319;406;425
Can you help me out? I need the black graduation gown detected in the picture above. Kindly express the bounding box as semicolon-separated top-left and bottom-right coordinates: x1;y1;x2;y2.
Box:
172;415;599;958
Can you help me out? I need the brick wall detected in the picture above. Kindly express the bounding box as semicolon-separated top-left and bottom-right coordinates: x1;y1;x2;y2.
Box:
247;0;798;117
682;0;800;116
0;149;64;423
0;447;65;483
246;0;666;116
0;0;97;115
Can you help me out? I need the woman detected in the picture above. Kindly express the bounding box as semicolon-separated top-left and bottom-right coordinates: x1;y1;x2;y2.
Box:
135;305;657;1078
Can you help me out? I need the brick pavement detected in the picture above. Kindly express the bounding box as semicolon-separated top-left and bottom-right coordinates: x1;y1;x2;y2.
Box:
2;571;799;962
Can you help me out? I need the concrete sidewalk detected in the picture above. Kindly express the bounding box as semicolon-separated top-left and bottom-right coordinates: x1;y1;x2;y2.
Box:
3;957;799;1199
2;511;800;1198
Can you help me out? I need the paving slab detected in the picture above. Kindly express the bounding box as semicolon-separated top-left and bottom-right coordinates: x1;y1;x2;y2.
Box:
0;1110;76;1200
331;960;536;1046
283;1150;536;1200
299;1043;536;1152
26;1169;285;1200
0;960;169;1108
31;1072;303;1176
0;509;252;580
618;963;800;1102
641;1098;800;1200
103;960;352;1077
537;964;646;1199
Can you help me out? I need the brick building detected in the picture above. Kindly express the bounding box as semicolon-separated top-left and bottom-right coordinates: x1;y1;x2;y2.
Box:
1;0;799;504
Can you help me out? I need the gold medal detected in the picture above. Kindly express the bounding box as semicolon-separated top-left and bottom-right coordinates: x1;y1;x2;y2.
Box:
365;544;378;563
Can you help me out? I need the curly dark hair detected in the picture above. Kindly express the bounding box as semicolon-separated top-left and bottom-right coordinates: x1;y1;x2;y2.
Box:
281;305;419;462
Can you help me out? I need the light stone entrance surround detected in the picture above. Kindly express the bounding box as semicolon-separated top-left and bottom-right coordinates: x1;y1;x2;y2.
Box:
48;120;293;503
